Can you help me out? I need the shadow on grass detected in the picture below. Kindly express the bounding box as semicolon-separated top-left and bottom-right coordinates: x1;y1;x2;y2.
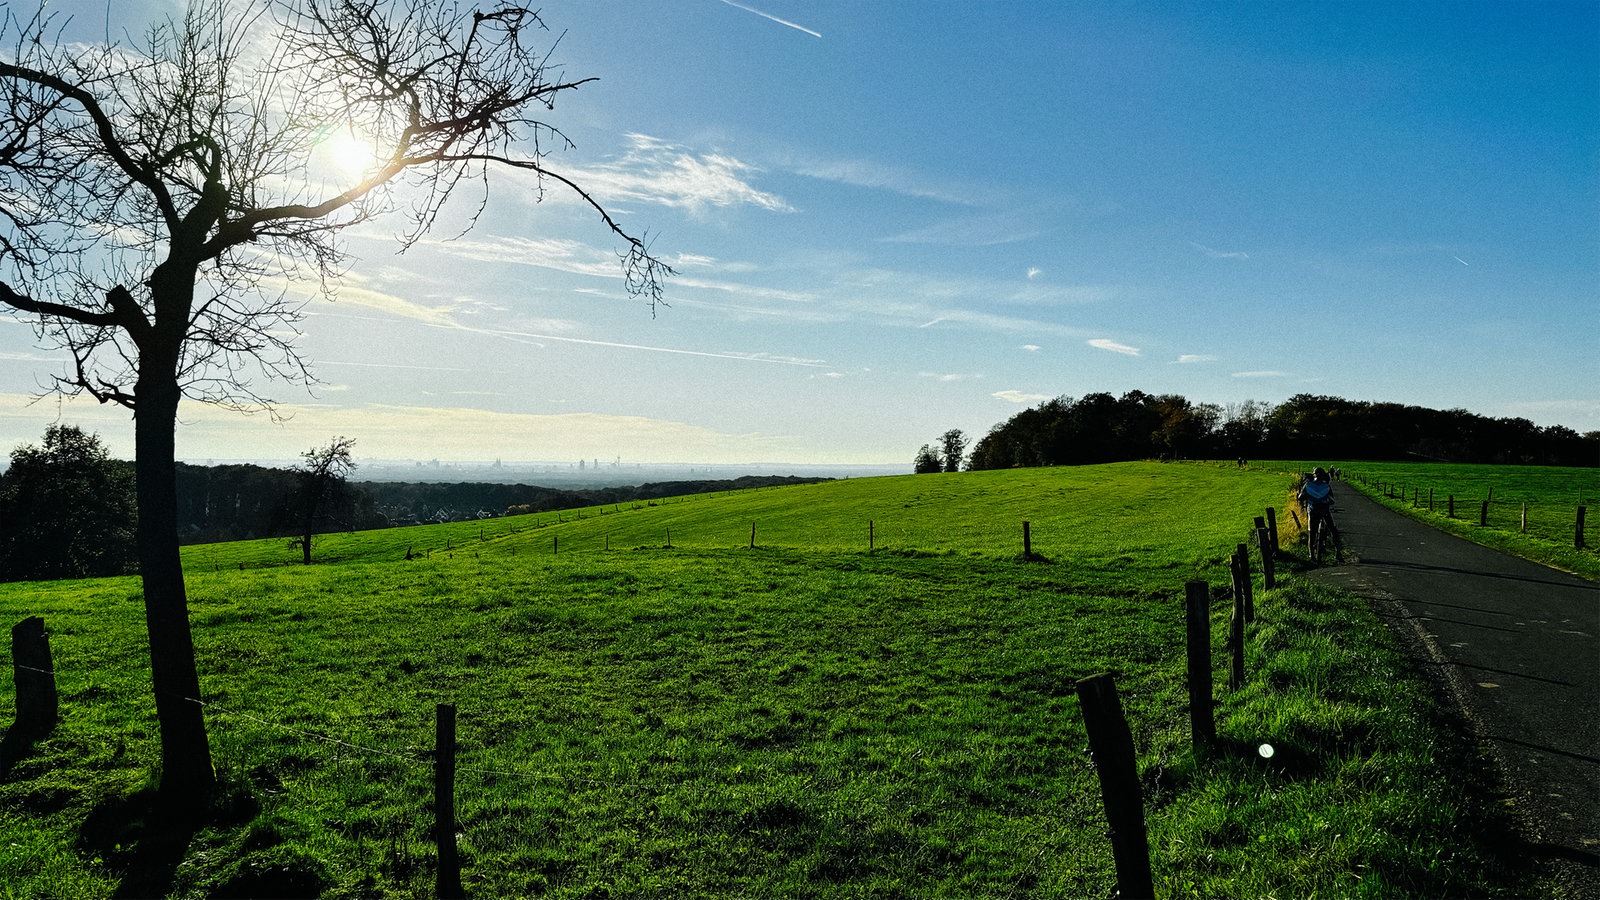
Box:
78;787;202;899
0;722;44;779
76;776;328;899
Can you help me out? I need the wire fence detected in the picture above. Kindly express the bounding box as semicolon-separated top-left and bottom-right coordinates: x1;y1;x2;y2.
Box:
4;497;1361;896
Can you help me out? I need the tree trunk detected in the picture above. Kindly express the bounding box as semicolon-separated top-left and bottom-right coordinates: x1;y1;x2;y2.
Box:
135;377;215;812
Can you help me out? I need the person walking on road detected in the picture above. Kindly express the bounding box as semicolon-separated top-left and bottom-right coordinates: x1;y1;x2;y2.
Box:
1298;466;1342;563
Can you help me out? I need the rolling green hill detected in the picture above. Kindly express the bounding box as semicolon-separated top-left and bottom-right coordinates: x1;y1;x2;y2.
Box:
1;462;1537;897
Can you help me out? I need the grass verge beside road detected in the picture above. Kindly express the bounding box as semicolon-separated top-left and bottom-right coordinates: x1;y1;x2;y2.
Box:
1330;461;1599;581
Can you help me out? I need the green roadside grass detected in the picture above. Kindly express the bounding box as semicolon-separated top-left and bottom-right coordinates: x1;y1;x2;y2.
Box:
1319;461;1599;581
0;462;1544;897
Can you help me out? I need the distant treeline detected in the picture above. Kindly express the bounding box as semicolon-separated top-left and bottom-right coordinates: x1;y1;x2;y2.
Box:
174;464;826;545
966;391;1599;471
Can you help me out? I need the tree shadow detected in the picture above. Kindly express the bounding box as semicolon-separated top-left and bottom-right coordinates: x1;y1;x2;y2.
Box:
0;723;40;779
77;787;204;899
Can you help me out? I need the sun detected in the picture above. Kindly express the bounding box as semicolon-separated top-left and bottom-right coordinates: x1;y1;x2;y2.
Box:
320;129;379;180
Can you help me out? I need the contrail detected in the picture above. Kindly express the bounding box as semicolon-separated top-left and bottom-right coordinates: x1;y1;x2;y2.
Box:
716;0;821;37
1453;255;1470;266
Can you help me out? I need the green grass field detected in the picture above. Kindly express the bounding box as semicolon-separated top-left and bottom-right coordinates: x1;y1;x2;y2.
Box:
1323;461;1599;580
1;462;1540;897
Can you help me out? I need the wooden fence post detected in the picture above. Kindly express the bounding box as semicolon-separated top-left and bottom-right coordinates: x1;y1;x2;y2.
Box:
1075;673;1156;900
435;703;464;899
1428;488;1434;511
1256;528;1275;590
1448;495;1455;518
1480;500;1489;527
1185;582;1215;755
1234;544;1255;623
750;521;757;549
1228;577;1245;691
1265;508;1279;556
553;536;558;555
869;520;875;551
12;616;58;736
1578;506;1588;550
1521;503;1527;534
1022;521;1032;557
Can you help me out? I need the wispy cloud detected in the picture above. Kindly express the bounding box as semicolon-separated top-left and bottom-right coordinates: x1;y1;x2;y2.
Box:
1088;338;1141;356
1027;267;1043;279
1192;241;1249;260
784;155;985;207
884;210;1045;247
716;0;821;38
920;372;979;383
548;134;792;215
1021;344;1042;352
1232;370;1292;378
1175;354;1217;364
994;389;1052;404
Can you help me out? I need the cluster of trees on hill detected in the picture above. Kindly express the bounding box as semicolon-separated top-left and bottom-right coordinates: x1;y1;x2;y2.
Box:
0;423;828;581
961;391;1598;470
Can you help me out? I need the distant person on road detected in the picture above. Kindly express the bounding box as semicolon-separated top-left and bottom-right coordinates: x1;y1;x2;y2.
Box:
1298;467;1342;562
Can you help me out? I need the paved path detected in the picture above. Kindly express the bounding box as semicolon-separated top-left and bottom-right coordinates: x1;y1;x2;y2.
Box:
1306;484;1599;898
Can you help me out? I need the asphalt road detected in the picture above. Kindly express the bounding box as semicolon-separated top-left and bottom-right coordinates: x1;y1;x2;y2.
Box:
1306;483;1599;898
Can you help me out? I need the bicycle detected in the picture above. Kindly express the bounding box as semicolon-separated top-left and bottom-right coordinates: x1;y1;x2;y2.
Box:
1309;513;1342;565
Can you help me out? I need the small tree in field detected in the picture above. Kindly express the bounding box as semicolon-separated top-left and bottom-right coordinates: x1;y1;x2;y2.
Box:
913;444;943;474
289;436;356;566
0;0;670;812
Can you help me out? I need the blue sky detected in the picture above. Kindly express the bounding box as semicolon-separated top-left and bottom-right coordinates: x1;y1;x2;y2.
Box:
1;0;1596;466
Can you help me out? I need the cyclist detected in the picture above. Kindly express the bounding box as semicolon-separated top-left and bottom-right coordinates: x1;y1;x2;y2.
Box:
1297;467;1342;563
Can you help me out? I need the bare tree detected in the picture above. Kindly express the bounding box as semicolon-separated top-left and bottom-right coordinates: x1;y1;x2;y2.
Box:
0;0;671;812
289;436;356;566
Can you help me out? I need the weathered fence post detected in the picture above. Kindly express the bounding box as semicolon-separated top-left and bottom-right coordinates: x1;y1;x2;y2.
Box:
1022;521;1032;558
750;521;757;549
1257;528;1275;589
12;617;58;736
1448;494;1455;519
1228;577;1245;691
435;702;464;899
1480;500;1490;527
869;520;875;551
1234;544;1255;623
1075;673;1156;900
1264;508;1278;556
1578;506;1588;550
1521;503;1527;534
553;536;558;555
1185;582;1215;754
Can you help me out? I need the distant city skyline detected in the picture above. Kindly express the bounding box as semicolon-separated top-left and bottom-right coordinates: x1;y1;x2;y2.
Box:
1;0;1595;466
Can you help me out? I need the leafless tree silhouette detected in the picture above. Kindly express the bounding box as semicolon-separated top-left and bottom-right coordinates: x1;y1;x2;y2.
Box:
0;0;671;812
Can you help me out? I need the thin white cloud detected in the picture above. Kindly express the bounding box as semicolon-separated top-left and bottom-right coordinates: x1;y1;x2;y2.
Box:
571;134;792;214
1192;242;1249;260
1021;344;1042;352
1088;338;1140;356
716;0;822;37
1232;370;1292;378
994;389;1052;404
1027;267;1043;279
919;372;978;383
884;211;1045;247
785;155;983;207
1175;354;1217;364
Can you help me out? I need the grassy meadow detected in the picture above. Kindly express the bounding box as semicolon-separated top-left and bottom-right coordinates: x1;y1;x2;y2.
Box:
1326;461;1600;580
1;462;1539;897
